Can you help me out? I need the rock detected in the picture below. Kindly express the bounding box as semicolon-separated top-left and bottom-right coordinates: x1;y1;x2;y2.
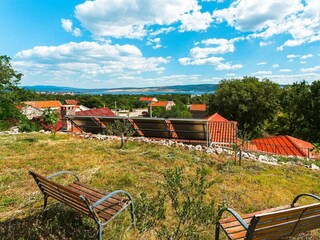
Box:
10;126;19;133
310;164;320;170
216;147;223;155
195;145;202;151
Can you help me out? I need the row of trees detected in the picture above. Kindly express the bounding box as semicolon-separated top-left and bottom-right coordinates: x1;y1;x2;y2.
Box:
208;77;320;143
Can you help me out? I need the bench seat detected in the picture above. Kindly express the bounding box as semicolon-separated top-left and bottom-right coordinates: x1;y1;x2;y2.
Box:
29;171;135;240
216;194;320;240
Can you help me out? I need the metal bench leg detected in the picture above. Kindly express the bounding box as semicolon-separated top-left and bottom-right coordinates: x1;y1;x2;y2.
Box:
43;195;48;211
130;202;136;227
215;222;221;240
97;223;103;240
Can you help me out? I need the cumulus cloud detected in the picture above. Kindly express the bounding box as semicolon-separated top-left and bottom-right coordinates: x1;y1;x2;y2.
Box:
75;0;212;38
272;64;280;68
213;0;320;50
279;69;292;72
300;65;320;72
257;62;267;65
61;19;82;37
252;71;273;75
14;41;170;81
287;53;313;59
179;37;243;71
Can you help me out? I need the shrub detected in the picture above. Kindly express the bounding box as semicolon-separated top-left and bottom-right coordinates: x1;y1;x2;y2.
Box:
135;167;216;239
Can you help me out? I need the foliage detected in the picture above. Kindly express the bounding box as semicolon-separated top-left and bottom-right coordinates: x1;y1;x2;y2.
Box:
107;119;135;148
208;77;281;139
152;103;192;118
19;117;41;132
42;108;59;135
135;167;216;239
0;55;25;130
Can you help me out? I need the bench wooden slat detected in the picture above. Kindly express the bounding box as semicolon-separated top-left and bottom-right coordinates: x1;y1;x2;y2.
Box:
218;202;320;240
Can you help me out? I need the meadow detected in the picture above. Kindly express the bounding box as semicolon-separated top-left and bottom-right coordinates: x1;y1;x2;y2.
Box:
0;133;319;239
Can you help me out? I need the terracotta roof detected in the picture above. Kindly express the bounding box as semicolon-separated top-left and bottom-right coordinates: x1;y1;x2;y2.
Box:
149;101;170;107
24;101;62;109
206;113;229;122
252;135;314;157
208;121;237;143
65;99;78;105
139;97;157;102
189;104;207;111
75;108;116;117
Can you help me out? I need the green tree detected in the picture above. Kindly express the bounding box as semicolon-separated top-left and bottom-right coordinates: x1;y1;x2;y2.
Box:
308;80;320;142
266;81;310;139
0;55;24;129
107;119;135;148
208;77;281;138
42;108;59;135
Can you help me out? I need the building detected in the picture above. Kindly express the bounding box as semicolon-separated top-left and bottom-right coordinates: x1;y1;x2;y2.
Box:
65;99;78;105
148;101;175;112
188;104;207;118
206;113;237;144
139;97;158;103
23;101;62;110
252;135;315;158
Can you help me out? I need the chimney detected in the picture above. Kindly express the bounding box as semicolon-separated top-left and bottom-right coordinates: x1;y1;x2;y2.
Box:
61;105;76;131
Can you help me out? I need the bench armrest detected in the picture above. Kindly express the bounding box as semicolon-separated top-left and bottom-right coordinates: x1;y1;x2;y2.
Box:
92;190;133;209
217;208;248;230
46;171;80;182
291;193;320;207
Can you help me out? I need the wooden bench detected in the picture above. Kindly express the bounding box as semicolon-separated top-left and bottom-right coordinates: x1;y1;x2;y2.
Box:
29;171;135;240
215;193;320;240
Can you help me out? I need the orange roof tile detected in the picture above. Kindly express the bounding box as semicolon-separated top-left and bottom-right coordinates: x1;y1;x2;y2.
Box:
206;113;229;122
252;135;314;157
65;99;78;105
149;101;170;107
189;104;207;111
75;108;116;117
208;121;237;143
24;101;62;109
139;97;157;101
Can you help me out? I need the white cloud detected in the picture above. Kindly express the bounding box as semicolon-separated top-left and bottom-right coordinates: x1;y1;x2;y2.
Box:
252;71;273;75
75;0;212;38
150;27;175;36
259;41;273;47
279;69;292;72
147;38;163;49
257;62;267;65
226;73;236;76
61;19;73;32
300;61;307;64
300;65;320;72
179;10;213;32
14;41;170;81
61;18;82;37
214;0;320;50
301;54;313;59
179;37;243;71
287;54;300;59
272;64;279;68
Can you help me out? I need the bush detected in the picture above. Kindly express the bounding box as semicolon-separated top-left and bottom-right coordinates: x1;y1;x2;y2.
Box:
135;167;216;239
19;117;41;132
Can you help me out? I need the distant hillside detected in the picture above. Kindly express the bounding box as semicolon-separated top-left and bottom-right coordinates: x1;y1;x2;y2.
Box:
22;84;218;94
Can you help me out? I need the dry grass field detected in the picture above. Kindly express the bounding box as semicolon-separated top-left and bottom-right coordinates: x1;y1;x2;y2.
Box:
0;133;319;239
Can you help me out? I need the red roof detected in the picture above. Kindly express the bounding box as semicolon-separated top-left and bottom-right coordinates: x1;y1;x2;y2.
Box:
189;104;206;111
24;101;62;109
65;99;78;105
149;101;170;107
208;121;237;143
139;97;157;102
206;113;229;122
75;108;116;117
252;135;314;157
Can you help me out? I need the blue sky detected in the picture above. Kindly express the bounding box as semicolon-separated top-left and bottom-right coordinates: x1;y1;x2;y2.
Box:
1;0;320;88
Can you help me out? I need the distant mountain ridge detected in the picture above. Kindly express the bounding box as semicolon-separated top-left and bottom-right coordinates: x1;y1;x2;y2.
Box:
22;84;218;94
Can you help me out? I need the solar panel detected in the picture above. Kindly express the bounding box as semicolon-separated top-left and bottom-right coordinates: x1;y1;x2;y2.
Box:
131;118;171;138
168;119;208;140
67;116;104;134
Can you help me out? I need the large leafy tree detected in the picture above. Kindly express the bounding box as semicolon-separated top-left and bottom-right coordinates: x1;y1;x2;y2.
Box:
308;80;320;142
208;77;281;138
0;55;24;128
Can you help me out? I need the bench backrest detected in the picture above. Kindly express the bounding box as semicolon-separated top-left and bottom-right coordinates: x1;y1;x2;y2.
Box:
246;203;320;239
30;171;92;217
